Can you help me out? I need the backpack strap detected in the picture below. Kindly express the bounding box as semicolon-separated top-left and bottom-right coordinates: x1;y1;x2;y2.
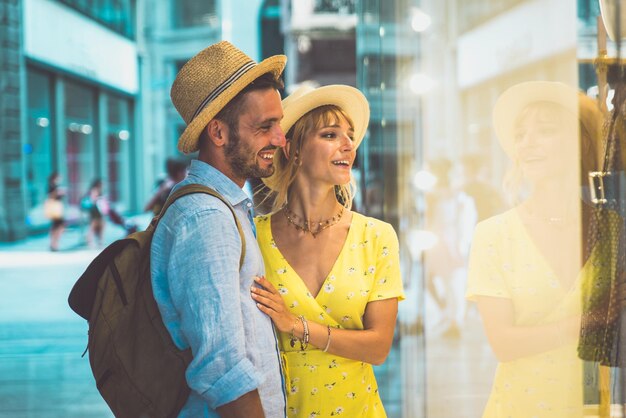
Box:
150;184;246;269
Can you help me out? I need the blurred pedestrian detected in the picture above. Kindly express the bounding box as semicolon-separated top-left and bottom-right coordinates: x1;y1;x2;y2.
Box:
460;153;506;223
144;158;188;215
44;172;66;251
82;178;108;248
423;157;467;338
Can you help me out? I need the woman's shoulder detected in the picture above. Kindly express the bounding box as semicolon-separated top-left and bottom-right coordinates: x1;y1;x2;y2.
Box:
254;214;271;225
351;212;397;238
253;213;276;243
472;208;521;243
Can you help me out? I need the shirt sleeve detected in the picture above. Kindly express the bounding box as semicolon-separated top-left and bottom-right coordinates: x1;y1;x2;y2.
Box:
164;205;261;409
466;220;511;302
368;221;405;302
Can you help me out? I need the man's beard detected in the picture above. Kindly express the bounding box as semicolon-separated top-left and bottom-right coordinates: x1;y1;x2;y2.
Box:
224;130;276;179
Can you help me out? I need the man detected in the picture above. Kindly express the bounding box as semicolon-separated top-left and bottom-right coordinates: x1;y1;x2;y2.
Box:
151;41;287;418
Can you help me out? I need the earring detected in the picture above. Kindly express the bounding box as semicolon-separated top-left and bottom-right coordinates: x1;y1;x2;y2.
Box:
293;151;302;166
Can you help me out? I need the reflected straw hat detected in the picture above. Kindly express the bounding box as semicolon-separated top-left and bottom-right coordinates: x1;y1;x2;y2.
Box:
170;41;287;154
492;81;579;158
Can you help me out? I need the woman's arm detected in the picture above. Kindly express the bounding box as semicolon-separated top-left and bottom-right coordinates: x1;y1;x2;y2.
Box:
475;295;580;362
251;276;398;365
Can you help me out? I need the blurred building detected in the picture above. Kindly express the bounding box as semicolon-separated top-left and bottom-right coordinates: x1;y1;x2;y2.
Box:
0;0;138;241
0;0;275;242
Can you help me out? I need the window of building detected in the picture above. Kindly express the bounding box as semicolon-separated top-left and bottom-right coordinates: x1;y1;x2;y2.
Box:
26;69;54;210
65;81;97;205
56;0;135;38
455;0;525;33
106;95;132;207
171;0;218;29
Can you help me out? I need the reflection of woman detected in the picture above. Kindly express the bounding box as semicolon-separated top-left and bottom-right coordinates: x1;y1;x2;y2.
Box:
251;85;405;417
466;81;602;417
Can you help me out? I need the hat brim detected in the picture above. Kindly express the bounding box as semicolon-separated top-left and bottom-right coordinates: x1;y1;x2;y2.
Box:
493;81;579;158
280;85;370;150
177;55;287;154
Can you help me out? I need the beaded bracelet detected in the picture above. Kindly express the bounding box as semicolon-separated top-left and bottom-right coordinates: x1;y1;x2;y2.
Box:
322;325;332;352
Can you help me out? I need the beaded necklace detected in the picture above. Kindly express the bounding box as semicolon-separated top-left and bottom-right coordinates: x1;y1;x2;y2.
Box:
283;205;344;238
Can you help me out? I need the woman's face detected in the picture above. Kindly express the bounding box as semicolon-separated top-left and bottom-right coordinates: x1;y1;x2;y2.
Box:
513;102;578;185
297;114;356;187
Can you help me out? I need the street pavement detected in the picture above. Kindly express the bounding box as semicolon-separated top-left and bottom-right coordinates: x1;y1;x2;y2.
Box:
0;222;137;418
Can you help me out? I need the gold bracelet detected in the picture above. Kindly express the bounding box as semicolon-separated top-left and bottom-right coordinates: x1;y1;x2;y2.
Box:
322;325;332;352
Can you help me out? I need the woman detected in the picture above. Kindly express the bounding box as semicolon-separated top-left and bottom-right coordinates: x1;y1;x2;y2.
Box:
82;179;108;247
251;84;405;417
466;81;603;417
45;172;66;251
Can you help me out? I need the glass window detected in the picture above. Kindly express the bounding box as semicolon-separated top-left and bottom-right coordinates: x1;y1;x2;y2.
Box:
106;96;132;208
456;0;525;32
172;0;218;28
26;69;54;210
65;81;97;206
314;0;356;14
354;0;605;417
56;0;135;38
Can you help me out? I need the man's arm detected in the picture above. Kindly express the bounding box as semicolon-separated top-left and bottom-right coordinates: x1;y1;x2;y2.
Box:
165;204;262;411
216;390;264;418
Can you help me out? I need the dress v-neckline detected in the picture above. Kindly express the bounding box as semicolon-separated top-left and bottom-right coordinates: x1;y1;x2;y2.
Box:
512;210;586;296
269;213;355;300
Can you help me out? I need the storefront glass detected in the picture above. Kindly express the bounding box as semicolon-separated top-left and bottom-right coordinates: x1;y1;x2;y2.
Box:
65;81;96;206
356;0;622;417
25;69;54;211
107;96;132;208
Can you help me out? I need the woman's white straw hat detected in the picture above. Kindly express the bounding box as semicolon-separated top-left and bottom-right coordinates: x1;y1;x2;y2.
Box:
492;81;586;158
280;84;370;149
261;83;370;192
170;41;287;154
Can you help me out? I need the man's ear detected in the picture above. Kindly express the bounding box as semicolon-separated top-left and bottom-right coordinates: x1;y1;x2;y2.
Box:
206;119;226;146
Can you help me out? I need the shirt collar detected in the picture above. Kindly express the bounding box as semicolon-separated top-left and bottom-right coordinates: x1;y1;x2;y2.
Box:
184;160;250;207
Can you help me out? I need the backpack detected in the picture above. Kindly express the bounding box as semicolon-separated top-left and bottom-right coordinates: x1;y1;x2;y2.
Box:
68;184;246;418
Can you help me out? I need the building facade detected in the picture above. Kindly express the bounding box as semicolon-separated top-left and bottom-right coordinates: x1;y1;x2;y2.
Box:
0;0;139;241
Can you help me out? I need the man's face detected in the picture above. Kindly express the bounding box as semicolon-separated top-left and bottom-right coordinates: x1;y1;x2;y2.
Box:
224;89;286;182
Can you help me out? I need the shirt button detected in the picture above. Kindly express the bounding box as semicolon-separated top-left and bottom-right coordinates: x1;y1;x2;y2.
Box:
246;202;252;208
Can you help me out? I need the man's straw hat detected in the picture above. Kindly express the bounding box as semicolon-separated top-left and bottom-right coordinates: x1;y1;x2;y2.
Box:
170;41;286;154
280;84;370;149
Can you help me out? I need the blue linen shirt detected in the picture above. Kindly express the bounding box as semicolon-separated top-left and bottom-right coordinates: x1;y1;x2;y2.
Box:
151;160;286;418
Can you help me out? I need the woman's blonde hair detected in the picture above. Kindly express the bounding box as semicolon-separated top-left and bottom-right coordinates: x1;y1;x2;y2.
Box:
262;104;357;212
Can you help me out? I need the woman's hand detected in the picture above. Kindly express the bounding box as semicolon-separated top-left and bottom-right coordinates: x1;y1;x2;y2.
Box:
250;276;296;333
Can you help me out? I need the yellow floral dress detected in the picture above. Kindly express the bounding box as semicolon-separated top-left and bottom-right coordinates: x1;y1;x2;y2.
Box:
255;212;405;418
466;210;588;417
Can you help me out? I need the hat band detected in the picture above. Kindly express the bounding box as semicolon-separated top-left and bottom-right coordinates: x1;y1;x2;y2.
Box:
191;60;256;121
